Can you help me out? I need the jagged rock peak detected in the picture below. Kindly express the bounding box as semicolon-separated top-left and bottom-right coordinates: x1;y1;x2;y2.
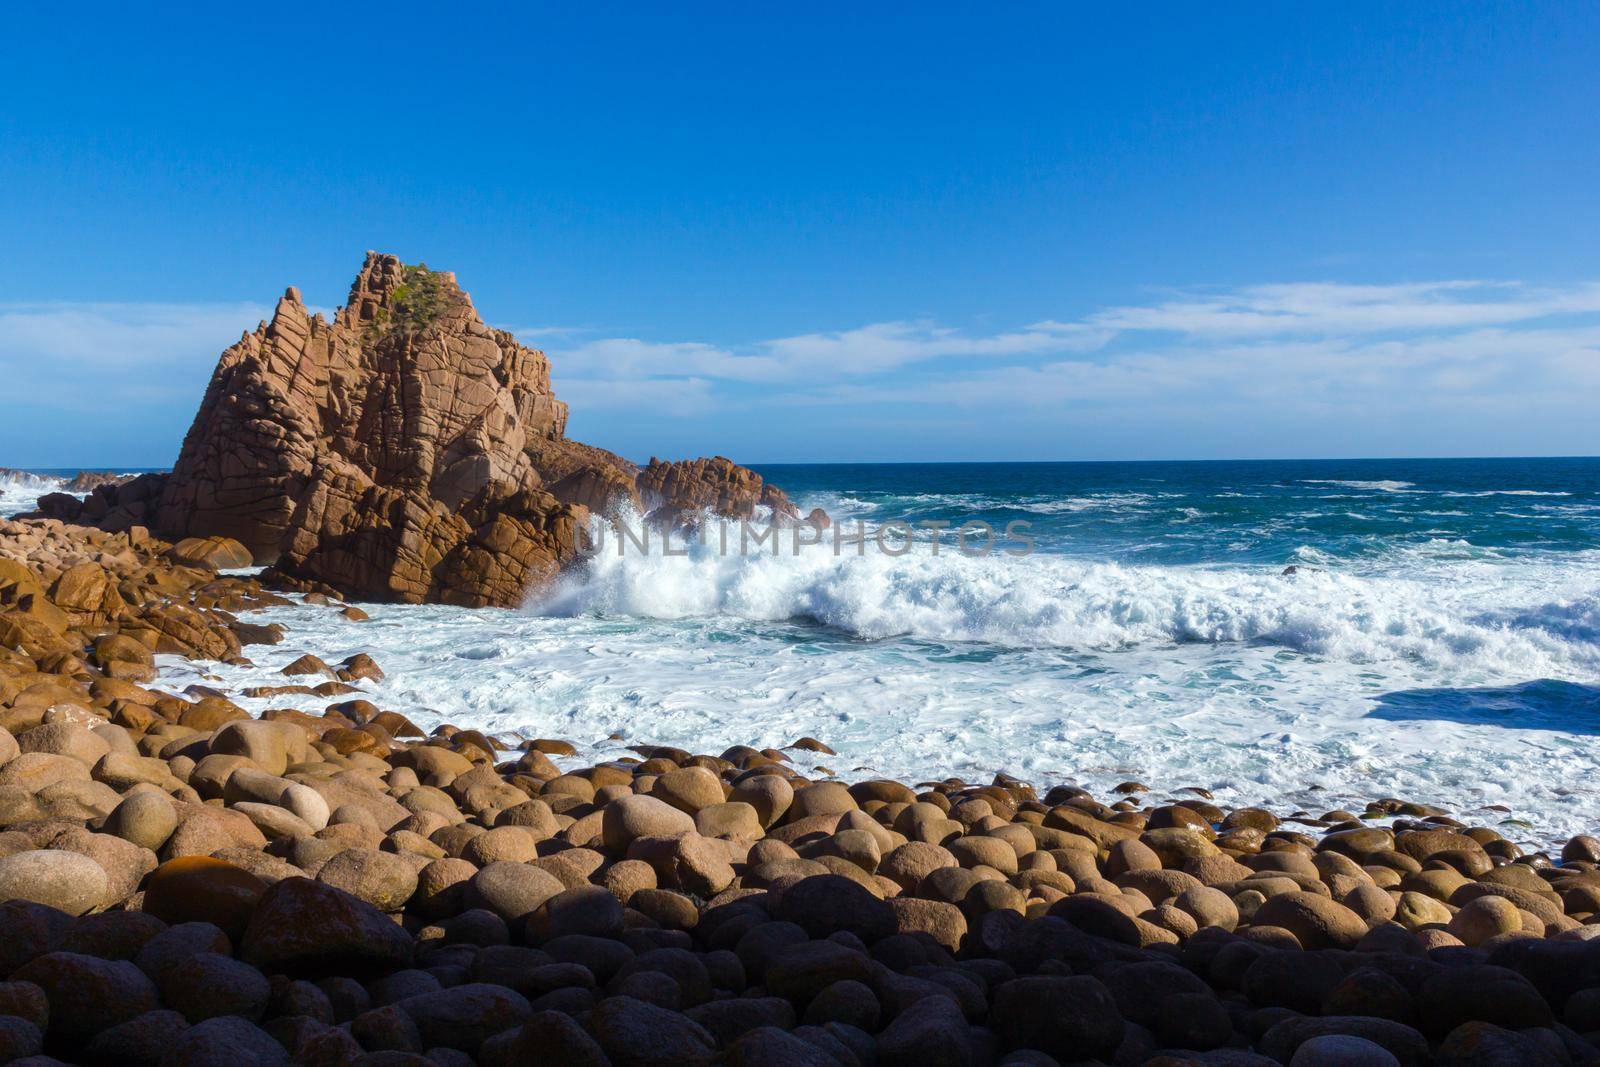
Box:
34;252;799;607
332;251;470;334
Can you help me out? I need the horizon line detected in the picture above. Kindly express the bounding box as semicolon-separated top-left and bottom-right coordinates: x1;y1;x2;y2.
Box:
9;452;1600;473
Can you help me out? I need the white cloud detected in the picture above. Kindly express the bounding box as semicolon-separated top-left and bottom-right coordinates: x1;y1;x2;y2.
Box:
0;300;272;369
529;280;1600;442
1088;280;1600;337
547;319;1109;386
4;281;1597;457
556;376;718;417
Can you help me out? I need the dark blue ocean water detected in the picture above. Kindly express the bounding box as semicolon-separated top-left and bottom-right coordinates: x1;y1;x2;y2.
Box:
753;456;1600;568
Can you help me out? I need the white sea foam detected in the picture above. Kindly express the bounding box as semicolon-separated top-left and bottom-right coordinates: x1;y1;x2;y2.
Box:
0;471;64;518
1303;479;1418;492
536;513;1599;674
82;478;1596;849
152;549;1600;847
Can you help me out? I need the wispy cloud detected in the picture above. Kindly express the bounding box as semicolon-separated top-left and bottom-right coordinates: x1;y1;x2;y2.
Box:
1087;280;1600;336
556;376;718;417
536;280;1600;440
3;280;1597;461
550;319;1107;385
0;300;270;367
0;301;276;411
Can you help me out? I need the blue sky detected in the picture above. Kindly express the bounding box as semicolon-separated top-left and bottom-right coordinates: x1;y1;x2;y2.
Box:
1;3;1597;466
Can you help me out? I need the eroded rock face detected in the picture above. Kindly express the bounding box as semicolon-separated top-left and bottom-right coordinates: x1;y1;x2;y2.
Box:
149;254;578;606
638;456;795;525
40;252;796;608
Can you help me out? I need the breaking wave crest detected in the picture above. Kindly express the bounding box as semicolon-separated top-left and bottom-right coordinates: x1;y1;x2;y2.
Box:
0;471;65;518
531;510;1600;675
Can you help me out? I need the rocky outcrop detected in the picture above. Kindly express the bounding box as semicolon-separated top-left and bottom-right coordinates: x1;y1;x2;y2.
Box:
638;456;796;526
37;253;796;607
35;474;167;533
144;254;578;607
62;472;132;493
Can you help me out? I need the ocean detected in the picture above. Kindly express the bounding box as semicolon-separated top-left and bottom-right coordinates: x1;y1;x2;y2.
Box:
8;457;1599;844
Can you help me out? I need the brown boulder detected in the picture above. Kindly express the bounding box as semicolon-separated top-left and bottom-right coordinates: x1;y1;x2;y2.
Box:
0;849;108;915
142;856;267;938
1252;890;1370;949
240;876;413;976
167;537;254;570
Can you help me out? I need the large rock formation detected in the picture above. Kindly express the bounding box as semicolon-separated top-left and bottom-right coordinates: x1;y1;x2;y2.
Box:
36;253;794;607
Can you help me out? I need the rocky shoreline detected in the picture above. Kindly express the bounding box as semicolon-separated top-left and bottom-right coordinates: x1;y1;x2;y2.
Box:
0;517;1597;1066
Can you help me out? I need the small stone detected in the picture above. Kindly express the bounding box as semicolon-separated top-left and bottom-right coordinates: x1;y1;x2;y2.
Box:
803;978;880;1031
103;792;179;852
529;885;625;941
773;875;894;942
1291;1033;1401;1066
0;1016;43;1062
133;921;232;984
1448;894;1523;946
59;910;166;961
1417;964;1554;1038
1251;891;1368;949
398;982;532;1054
765;940;873;1004
82;1008;189;1066
991;975;1126;1061
651;767;726;815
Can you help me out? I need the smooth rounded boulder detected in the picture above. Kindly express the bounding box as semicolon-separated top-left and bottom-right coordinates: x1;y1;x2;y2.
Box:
0;849;108;916
603;794;697;853
239;877;413;978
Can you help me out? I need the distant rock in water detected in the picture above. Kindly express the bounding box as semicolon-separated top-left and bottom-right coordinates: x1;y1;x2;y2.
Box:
38;252;796;606
63;471;133;493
